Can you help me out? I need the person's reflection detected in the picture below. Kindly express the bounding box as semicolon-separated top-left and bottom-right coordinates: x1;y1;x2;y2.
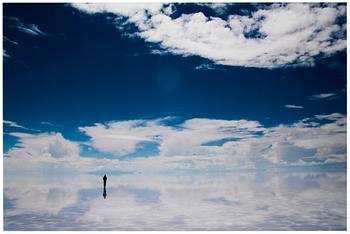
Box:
103;174;107;199
103;187;107;199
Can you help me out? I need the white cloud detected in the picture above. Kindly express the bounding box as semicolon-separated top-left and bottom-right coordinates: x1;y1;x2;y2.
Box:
70;3;164;28
78;118;174;156
78;117;264;161
40;121;63;127
193;63;215;70
283;104;304;109
196;3;230;15
4;131;105;175
262;115;346;164
3;49;11;59
70;3;346;68
77;114;345;170
4;36;20;46
5;114;346;174
6;16;47;36
308;93;339;100
314;112;345;121
159;118;264;159
8;132;79;160
4;120;30;130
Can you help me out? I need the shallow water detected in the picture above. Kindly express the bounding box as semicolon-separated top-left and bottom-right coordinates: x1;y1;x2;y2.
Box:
4;170;346;230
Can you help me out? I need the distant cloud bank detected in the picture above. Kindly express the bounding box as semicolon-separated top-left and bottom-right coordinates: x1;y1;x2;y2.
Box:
5;113;346;174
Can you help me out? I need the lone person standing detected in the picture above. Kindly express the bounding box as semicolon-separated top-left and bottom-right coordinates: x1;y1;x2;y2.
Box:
103;174;107;199
103;174;107;188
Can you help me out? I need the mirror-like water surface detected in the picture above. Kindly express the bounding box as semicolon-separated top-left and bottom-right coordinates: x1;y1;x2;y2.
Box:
4;170;346;230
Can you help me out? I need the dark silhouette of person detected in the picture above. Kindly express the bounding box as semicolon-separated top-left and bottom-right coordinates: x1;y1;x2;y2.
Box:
103;187;107;199
103;174;107;199
103;174;107;188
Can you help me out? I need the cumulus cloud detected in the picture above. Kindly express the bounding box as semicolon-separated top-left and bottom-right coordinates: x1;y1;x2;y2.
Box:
159;118;264;159
4;131;100;175
263;114;346;164
4;113;346;174
79;114;345;170
78;117;264;161
70;3;346;68
308;92;339;101
78;118;174;156
8;132;79;160
283;104;304;109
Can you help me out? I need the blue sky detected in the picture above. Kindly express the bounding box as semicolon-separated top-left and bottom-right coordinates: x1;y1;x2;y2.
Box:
3;3;347;172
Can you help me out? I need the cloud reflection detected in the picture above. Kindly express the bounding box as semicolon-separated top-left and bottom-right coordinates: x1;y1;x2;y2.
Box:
4;170;346;230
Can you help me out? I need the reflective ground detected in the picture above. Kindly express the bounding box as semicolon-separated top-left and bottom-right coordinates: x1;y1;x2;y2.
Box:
4;169;346;230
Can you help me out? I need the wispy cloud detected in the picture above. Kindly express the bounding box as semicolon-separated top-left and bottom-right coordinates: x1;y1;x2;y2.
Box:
308;93;339;101
314;113;345;121
4;120;29;130
193;63;215;70
71;3;346;68
3;49;11;59
40;121;63;127
3;37;20;60
283;104;304;109
6;16;48;36
4;120;40;132
3;36;20;46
